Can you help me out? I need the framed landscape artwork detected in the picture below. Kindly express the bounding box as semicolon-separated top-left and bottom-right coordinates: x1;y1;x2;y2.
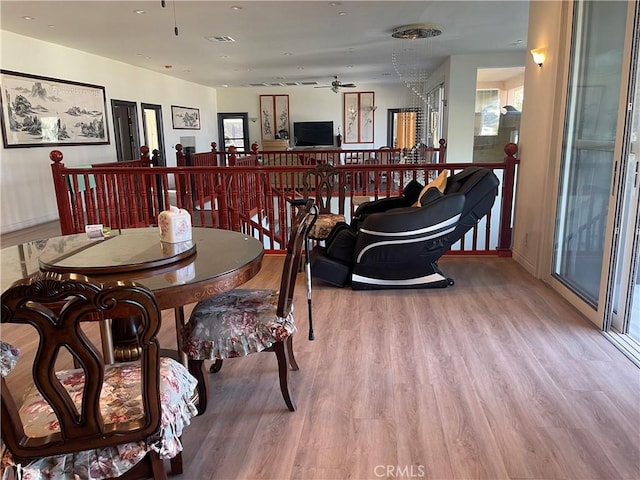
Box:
0;70;109;148
171;105;201;130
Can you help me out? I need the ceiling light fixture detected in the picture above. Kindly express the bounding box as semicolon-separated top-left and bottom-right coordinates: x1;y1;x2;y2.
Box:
392;23;442;40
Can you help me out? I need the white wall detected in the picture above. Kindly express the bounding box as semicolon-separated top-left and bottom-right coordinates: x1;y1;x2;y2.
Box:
216;82;419;149
0;31;218;233
512;0;566;277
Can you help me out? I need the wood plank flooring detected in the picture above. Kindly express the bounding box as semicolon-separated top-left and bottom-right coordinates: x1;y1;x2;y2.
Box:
177;256;639;480
1;223;639;479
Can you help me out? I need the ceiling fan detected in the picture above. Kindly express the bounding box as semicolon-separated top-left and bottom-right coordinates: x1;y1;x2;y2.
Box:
315;76;357;93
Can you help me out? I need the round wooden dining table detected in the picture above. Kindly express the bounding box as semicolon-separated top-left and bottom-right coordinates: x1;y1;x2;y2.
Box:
1;227;264;362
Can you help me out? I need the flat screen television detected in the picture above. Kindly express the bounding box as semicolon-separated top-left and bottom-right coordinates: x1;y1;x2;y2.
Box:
293;121;334;147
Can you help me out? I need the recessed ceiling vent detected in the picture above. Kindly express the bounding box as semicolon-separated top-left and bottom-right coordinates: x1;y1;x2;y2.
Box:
391;23;442;39
205;35;235;42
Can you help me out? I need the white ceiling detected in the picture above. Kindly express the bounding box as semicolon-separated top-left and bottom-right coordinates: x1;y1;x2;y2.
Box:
0;1;530;88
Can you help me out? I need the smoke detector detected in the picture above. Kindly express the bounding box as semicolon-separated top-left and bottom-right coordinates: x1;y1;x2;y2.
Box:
392;23;442;39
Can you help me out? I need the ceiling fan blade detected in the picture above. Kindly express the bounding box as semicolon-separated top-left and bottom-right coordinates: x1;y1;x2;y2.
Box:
314;85;333;88
341;84;357;88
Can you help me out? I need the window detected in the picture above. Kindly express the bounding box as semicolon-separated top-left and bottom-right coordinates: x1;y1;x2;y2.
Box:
475;89;500;136
218;113;249;153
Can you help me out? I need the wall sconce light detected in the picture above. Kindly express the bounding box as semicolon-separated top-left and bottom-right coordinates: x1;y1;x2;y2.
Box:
530;48;546;68
249;117;258;123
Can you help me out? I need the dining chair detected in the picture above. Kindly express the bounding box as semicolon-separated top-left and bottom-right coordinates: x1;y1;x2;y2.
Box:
181;200;315;415
301;163;346;242
0;271;198;480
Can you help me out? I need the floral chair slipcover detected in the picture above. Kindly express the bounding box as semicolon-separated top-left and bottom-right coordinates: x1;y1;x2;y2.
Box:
0;345;197;480
182;289;295;359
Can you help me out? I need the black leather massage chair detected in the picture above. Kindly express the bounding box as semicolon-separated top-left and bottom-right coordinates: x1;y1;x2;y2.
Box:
310;167;500;290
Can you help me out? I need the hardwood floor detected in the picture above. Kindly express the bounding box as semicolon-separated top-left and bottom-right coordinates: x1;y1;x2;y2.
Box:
2;224;639;479
0;220;61;248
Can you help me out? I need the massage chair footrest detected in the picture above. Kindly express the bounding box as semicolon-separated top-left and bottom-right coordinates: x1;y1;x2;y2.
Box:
310;246;351;288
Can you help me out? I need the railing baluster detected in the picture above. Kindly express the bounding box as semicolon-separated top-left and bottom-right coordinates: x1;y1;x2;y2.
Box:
49;143;517;254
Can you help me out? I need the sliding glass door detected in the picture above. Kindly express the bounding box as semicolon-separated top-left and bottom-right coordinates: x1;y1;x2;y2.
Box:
608;19;640;363
553;0;629;308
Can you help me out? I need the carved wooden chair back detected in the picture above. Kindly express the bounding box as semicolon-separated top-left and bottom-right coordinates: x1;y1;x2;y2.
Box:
301;163;346;216
0;271;192;479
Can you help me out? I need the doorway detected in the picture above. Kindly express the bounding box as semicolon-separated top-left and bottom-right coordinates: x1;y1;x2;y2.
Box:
111;100;140;162
387;108;420;149
218;113;249;154
141;103;166;166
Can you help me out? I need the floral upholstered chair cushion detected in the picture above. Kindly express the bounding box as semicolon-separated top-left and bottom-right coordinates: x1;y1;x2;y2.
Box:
308;213;345;241
0;341;19;378
1;357;197;480
182;289;296;360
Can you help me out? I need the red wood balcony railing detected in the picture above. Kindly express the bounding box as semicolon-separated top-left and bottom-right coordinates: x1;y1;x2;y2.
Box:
50;142;519;255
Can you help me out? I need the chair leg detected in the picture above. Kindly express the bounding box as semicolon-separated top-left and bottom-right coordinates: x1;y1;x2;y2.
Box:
148;450;168;480
274;341;296;411
188;359;208;415
170;451;183;475
286;335;299;371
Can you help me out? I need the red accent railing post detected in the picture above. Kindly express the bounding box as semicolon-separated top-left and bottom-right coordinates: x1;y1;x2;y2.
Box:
497;142;519;257
438;138;447;163
175;144;185;166
140;145;150;162
50;150;75;235
228;145;237;167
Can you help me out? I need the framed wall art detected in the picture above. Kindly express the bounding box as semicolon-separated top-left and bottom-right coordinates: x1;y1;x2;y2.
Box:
171;105;201;130
0;70;109;148
260;94;290;141
343;91;375;144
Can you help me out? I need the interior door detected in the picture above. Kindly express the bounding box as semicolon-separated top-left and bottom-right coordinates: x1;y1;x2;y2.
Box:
218;113;249;154
141;103;166;166
111;100;140;161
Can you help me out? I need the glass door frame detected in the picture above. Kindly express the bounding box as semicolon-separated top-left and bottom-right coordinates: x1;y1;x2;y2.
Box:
545;0;638;327
603;1;640;364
